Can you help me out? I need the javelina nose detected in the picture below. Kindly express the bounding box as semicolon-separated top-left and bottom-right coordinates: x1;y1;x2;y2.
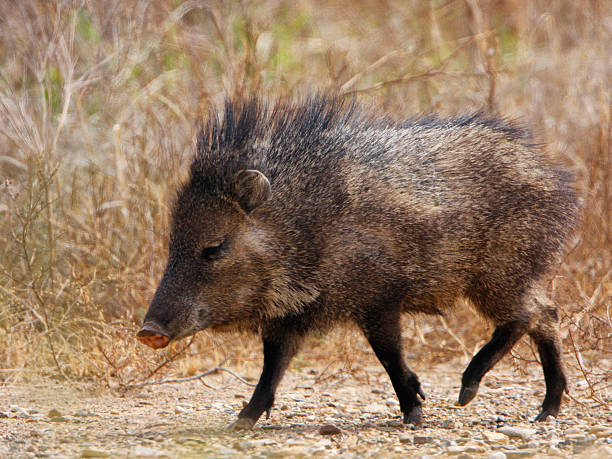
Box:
136;323;170;349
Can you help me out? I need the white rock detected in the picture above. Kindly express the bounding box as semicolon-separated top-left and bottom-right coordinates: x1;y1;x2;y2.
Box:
483;431;509;443
498;427;537;441
364;403;388;414
132;446;165;457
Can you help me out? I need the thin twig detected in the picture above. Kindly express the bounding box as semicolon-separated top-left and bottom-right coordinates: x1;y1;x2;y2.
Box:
438;316;471;362
342;35;480;96
126;357;255;388
140;335;196;382
568;329;609;408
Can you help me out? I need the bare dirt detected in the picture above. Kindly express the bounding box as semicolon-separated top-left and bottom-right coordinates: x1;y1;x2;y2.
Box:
2;357;611;458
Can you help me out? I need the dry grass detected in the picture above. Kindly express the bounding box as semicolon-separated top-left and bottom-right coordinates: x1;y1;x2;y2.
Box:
0;0;610;406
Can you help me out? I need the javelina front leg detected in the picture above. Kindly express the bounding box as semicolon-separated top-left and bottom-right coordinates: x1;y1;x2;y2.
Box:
229;324;302;430
359;310;425;425
458;321;526;406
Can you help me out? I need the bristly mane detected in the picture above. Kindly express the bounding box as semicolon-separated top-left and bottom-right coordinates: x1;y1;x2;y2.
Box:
190;93;387;193
190;93;536;194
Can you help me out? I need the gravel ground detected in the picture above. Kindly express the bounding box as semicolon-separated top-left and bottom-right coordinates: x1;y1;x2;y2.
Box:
2;359;611;458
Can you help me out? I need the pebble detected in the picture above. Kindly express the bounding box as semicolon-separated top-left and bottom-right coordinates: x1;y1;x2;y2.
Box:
502;450;537;458
498;427;537;441
565;433;587;441
131;446;165;457
487;453;507;459
174;405;190;414
399;434;412;444
80;449;110;458
233;441;252;452
482;431;509;444
48;409;62;418
413;436;433;444
447;444;486;454
593;428;612;439
385;398;399;407
319;424;342;435
364;403;388;414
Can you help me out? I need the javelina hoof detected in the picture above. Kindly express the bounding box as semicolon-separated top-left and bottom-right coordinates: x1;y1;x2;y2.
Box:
534;407;559;422
403;406;423;426
457;384;479;406
228;417;256;431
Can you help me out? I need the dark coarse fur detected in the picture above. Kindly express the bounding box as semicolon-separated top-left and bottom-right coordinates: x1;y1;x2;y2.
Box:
139;94;580;428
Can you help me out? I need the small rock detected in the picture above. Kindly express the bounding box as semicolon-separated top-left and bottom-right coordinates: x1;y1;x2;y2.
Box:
413;436;433;444
565;433;587;441
233;441;252;452
399;434;412;444
132;446;165;457
48;409;62;418
483;431;509;444
447;444;486;454
13;407;30;417
319;424;342;435
385;398;399;407
364;403;387;414
80;449;110;458
498;427;537;441
593;428;612;439
503;450;537;458
488;453;507;459
174;405;190;414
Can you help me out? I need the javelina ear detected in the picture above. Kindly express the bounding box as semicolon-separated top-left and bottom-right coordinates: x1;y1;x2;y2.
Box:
232;169;271;213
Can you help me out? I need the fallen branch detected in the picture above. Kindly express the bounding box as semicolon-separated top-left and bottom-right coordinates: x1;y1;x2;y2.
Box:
126;357;256;388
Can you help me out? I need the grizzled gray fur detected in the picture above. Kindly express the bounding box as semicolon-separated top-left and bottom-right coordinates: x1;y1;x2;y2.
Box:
137;94;580;428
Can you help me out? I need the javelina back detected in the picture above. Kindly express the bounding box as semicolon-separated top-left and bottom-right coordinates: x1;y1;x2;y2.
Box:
137;94;579;428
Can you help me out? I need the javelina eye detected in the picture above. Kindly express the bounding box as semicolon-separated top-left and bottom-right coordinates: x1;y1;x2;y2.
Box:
200;241;225;260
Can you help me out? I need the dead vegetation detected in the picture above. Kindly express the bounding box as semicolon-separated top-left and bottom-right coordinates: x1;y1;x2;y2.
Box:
0;0;609;410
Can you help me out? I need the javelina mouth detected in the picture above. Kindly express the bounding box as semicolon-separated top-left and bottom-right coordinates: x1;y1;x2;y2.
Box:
136;324;170;349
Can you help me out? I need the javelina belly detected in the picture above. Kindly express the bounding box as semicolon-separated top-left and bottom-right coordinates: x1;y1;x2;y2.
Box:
137;95;579;428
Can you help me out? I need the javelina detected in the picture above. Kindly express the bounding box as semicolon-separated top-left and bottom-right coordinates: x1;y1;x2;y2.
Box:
137;94;579;428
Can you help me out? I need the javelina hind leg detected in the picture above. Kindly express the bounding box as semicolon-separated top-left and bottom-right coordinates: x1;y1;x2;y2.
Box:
458;320;527;406
359;310;425;425
529;308;567;421
229;324;302;430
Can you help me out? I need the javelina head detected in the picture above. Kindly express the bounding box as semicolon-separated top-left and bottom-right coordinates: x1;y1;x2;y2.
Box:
137;168;271;349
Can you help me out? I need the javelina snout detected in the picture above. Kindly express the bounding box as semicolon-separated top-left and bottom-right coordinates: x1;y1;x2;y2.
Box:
137;94;579;429
138;169;275;345
136;323;169;349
